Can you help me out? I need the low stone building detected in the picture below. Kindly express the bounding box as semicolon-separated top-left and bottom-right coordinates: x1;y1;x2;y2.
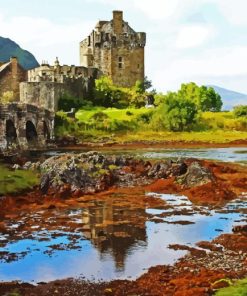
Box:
20;58;100;112
0;57;27;102
80;11;146;88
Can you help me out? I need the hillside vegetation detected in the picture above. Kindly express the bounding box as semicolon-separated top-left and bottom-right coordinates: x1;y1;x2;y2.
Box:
55;78;247;144
0;36;39;70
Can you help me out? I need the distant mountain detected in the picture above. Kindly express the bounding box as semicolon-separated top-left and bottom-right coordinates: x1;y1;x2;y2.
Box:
0;36;39;70
208;85;247;110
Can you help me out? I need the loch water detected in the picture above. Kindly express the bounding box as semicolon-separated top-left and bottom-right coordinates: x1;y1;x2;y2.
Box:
0;147;246;283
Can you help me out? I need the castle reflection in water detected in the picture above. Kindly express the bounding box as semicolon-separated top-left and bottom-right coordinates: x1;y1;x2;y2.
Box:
80;198;147;271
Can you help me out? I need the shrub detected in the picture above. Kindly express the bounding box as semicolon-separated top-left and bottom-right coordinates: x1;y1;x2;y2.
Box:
151;92;198;131
55;111;79;137
233;105;247;118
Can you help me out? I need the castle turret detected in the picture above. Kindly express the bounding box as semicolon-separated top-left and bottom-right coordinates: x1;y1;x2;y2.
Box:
54;57;60;68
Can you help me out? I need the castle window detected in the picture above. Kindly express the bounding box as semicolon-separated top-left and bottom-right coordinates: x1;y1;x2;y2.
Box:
88;36;91;46
118;57;123;69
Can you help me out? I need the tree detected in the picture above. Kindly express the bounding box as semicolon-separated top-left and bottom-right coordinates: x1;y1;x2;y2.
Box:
94;76;147;108
203;87;222;112
94;76;129;108
177;82;223;112
134;76;153;94
153;92;198;131
143;76;153;91
58;92;82;112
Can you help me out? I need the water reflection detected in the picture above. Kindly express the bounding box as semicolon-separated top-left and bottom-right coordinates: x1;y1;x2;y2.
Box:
79;201;147;271
0;192;246;282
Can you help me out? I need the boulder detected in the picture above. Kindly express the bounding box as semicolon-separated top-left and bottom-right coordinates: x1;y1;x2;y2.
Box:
176;162;214;188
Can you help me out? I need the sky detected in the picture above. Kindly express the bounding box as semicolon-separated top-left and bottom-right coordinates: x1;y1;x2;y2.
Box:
1;0;247;94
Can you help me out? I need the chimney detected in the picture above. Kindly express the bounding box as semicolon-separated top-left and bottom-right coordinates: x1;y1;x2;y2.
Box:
10;57;19;100
113;10;123;34
10;56;18;76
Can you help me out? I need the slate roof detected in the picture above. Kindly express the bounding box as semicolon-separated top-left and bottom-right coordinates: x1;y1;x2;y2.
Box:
0;61;11;73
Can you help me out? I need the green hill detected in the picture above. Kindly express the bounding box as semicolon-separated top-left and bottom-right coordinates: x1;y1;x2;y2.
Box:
0;36;39;70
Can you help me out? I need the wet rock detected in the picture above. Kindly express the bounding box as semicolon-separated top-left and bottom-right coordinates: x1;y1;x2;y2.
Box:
232;224;247;233
148;160;187;179
12;164;21;170
37;152;217;199
40;174;50;194
177;162;214;188
23;161;32;170
196;241;223;252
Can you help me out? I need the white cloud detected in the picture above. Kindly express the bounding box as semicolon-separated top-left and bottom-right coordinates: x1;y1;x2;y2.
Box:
171;46;247;77
211;0;247;26
176;24;213;48
86;0;182;21
149;45;247;93
133;0;180;20
0;14;94;64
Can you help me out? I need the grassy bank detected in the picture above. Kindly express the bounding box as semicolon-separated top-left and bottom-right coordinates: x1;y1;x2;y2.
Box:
0;165;39;195
113;130;247;144
215;278;247;296
55;108;247;144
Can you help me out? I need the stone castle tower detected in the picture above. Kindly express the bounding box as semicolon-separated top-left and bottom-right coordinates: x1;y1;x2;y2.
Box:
80;11;146;88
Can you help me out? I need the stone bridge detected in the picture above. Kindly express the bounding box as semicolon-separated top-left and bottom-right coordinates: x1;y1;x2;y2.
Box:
0;103;54;151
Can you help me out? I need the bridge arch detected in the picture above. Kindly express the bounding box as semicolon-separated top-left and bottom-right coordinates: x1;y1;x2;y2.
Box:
26;120;38;144
6;119;17;147
1;103;55;150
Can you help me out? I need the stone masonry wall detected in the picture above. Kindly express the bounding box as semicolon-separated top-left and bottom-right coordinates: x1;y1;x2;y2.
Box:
20;82;65;112
0;58;27;101
80;11;146;88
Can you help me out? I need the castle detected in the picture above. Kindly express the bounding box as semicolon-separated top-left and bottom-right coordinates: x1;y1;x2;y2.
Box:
0;11;146;113
80;11;146;88
0;11;146;149
18;11;146;112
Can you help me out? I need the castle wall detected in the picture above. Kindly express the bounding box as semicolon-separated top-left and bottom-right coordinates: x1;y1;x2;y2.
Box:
111;46;144;87
0;58;27;101
20;82;65;112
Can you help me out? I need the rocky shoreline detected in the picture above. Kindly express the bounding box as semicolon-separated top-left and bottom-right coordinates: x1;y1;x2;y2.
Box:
7;151;238;201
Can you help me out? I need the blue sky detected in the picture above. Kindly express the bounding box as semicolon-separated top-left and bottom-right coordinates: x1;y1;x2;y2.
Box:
1;0;247;94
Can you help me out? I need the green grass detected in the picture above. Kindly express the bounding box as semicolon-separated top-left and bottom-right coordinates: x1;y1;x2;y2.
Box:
113;130;247;144
76;107;149;123
0;165;39;195
215;278;247;296
57;108;247;144
202;111;247;131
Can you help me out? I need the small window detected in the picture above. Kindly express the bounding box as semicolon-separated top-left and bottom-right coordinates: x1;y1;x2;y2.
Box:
118;57;123;69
